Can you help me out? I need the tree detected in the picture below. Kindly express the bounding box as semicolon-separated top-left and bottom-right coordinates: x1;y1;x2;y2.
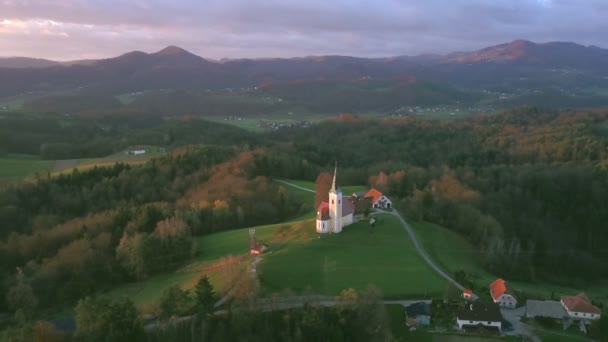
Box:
194;275;216;316
6;269;38;319
159;286;191;320
314;172;332;209
31;321;65;342
75;296;144;342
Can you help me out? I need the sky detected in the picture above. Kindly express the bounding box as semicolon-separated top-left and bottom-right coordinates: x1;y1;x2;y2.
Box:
1;0;607;60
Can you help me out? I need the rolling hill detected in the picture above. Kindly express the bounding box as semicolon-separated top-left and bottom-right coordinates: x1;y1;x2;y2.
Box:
1;40;607;99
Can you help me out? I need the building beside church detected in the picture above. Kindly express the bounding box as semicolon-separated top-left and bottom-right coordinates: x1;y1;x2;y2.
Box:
316;164;355;234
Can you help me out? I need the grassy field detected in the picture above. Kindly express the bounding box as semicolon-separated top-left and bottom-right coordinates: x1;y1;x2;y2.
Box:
1;146;167;183
259;214;445;298
0;156;54;181
105;220;308;306
410;221;608;304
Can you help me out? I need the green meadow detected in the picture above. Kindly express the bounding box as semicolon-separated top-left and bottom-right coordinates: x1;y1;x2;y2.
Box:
259;214;445;298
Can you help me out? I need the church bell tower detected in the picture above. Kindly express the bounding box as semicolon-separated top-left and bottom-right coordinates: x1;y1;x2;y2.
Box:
329;162;343;233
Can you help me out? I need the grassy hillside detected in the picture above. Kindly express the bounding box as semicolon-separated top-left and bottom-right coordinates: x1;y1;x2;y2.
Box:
1;146;167;183
259;214;445;298
410;221;608;304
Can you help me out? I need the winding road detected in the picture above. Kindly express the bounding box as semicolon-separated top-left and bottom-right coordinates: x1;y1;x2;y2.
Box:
275;180;478;300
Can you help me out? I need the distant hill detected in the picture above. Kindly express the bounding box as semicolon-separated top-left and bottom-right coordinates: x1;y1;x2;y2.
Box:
442;40;608;70
0;41;607;98
0;57;60;68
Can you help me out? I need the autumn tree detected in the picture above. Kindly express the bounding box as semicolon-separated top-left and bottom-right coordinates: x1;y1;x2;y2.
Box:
315;172;332;209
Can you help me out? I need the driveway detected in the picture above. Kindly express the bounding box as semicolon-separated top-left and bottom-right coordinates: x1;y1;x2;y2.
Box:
501;306;540;342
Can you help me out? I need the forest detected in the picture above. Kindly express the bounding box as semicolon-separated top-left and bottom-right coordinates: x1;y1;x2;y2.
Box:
1;106;608;340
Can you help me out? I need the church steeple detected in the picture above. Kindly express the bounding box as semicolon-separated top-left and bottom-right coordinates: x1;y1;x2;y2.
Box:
331;161;337;193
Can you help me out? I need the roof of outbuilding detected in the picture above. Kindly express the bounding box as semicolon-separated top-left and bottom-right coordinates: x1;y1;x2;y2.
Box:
406;302;432;316
526;300;567;319
457;301;502;322
364;188;384;203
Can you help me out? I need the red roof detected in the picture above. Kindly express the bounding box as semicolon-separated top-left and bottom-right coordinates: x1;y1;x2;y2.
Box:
364;188;384;203
489;278;509;301
317;202;330;220
463;289;473;295
561;293;601;314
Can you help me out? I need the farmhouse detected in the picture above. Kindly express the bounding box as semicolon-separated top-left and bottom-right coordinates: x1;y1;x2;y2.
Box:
489;278;517;308
456;301;502;332
316;164;355;234
462;289;473;300
364;188;392;209
129;149;146;155
405;302;432;327
561;293;601;321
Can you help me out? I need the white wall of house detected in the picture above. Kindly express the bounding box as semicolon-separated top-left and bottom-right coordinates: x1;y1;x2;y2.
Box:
561;301;601;321
493;294;517;308
373;196;392;209
316;220;329;234
342;213;353;228
456;319;502;331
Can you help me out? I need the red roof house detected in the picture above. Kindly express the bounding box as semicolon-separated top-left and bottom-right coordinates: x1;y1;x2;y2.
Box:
462;289;473;299
489;278;517;308
561;293;601;320
364;188;392;209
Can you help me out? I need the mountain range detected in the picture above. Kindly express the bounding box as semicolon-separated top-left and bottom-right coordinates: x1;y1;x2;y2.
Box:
1;40;607;98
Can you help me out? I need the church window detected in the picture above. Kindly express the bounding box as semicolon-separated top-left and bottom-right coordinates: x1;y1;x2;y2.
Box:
332;200;334;204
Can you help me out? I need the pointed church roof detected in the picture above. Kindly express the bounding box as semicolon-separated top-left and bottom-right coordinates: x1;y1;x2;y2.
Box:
330;161;341;193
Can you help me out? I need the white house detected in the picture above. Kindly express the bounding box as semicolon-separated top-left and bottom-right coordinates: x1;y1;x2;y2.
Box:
316;164;355;234
489;278;517;309
561;293;601;322
364;188;392;209
456;301;502;331
129;149;146;155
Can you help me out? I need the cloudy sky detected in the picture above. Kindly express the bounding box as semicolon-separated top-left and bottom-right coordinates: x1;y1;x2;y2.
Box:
1;0;607;60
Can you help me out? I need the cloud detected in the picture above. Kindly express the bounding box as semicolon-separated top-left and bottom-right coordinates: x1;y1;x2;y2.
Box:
0;0;607;60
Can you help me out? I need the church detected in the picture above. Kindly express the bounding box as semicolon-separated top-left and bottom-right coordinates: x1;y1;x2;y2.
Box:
316;164;355;234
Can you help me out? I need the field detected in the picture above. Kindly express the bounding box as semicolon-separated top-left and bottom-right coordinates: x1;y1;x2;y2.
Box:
0;155;54;181
0;146;166;183
105;220;309;306
259;214;445;298
410;221;608;304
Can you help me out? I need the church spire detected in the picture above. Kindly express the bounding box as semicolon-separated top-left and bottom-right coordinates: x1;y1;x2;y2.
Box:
331;161;337;192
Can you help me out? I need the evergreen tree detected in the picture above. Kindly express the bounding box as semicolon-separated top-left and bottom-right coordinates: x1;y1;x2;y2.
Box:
194;275;216;316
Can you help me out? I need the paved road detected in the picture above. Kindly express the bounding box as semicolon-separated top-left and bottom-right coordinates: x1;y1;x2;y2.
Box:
275;180;316;193
276;179;476;300
382;210;478;300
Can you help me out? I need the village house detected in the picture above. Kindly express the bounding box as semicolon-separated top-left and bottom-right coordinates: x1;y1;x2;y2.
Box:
456;301;502;332
462;289;473;300
489;278;517;309
364;188;392;209
249;229;268;255
405;302;432;327
316;164;355;234
561;293;601;321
